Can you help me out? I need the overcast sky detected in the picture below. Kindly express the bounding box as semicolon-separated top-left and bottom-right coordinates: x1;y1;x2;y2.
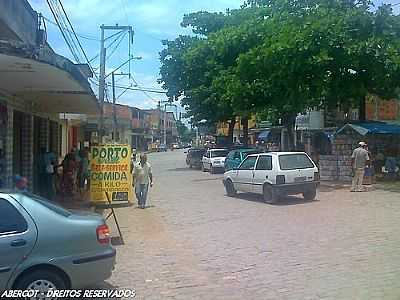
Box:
30;0;398;114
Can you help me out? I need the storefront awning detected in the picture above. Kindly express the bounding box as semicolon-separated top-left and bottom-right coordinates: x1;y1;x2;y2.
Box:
336;122;400;136
257;130;271;141
0;53;99;114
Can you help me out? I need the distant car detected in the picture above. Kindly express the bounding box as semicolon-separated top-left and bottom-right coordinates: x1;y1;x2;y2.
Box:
202;148;229;173
158;144;167;152
186;148;206;169
223;152;319;203
225;148;262;171
0;192;116;295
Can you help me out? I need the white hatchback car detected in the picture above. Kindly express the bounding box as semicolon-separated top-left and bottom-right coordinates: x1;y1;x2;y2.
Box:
202;149;229;173
223;152;319;203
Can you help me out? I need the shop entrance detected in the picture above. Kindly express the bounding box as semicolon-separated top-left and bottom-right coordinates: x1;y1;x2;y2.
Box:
12;111;23;177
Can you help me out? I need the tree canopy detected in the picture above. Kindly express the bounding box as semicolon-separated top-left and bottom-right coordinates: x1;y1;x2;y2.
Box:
159;0;400;148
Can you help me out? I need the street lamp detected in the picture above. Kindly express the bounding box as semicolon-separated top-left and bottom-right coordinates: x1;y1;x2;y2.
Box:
196;119;207;147
105;56;142;79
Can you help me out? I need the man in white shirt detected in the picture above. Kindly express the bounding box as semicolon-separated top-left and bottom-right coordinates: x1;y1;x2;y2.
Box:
133;154;153;208
351;141;370;192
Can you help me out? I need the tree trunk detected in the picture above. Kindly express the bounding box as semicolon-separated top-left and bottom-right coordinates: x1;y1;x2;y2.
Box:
227;117;236;146
242;116;249;147
359;97;366;121
282;114;296;151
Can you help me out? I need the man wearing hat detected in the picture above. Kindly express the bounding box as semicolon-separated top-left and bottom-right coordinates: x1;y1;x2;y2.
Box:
351;141;370;192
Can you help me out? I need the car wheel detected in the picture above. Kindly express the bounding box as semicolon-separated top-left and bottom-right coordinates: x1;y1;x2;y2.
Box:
15;269;67;297
225;180;237;197
303;187;316;201
263;185;277;204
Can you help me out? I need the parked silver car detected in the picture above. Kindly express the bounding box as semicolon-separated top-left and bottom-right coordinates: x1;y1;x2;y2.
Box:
0;192;116;296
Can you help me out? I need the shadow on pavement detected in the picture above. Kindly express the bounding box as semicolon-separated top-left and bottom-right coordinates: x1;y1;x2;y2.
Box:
167;167;198;172
374;182;400;193
193;177;224;182
233;193;319;206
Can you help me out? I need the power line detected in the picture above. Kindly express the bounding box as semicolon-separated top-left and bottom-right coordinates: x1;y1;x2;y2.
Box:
130;76;158;101
47;0;81;63
106;31;128;62
89;30;127;65
43;16;99;41
90;79;166;94
59;0;98;79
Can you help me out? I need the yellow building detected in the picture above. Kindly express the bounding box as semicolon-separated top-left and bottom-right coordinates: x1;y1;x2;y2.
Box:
216;116;257;144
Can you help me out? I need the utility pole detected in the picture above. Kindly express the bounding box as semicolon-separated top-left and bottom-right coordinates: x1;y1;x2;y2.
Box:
164;103;167;146
98;25;106;143
159;100;177;146
112;71;117;142
97;24;134;144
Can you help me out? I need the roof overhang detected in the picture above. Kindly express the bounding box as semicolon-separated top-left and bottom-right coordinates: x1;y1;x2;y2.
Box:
0;53;99;114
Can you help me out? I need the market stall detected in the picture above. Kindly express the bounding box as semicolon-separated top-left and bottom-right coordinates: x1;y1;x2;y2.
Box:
319;122;400;182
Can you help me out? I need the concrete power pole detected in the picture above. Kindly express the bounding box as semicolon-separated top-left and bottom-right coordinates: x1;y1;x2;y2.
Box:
98;24;134;144
98;25;106;143
164;103;167;146
112;71;117;142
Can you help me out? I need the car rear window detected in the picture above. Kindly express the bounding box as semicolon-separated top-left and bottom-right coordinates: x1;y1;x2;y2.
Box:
28;193;72;217
211;150;229;158
279;154;314;170
191;150;205;157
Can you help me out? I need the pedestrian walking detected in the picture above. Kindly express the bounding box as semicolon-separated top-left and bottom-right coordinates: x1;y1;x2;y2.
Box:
77;148;90;198
38;147;57;200
60;152;78;198
14;175;28;193
133;153;153;209
351;141;370;192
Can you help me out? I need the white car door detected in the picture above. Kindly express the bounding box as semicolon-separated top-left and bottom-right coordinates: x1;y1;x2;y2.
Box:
235;156;258;193
252;155;273;195
202;151;210;170
0;197;37;291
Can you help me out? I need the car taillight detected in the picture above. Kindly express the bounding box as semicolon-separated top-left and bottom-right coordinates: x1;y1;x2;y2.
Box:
314;172;320;181
96;224;110;244
276;175;285;185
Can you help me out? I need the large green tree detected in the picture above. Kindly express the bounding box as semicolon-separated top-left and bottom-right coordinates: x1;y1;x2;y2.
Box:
160;0;400;149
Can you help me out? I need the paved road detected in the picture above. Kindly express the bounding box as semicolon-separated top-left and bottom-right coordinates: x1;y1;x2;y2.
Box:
104;150;400;300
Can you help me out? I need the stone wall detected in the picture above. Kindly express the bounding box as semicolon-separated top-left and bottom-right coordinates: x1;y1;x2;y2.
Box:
320;135;357;182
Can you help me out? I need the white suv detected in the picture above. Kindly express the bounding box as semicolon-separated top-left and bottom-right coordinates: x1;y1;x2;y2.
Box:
223;152;319;203
202;149;229;174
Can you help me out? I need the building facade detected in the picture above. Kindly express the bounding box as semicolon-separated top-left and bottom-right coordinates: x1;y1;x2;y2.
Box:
0;0;98;191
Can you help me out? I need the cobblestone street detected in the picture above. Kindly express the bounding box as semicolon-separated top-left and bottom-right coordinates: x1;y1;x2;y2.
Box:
103;150;400;300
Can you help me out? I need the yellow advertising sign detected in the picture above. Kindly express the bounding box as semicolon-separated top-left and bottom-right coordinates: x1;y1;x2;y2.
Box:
90;144;132;203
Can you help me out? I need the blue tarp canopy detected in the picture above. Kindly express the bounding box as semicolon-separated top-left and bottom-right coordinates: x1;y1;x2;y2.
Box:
336;122;400;136
257;130;271;141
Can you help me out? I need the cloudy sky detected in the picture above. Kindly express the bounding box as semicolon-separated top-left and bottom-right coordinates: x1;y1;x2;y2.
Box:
30;0;398;113
29;0;243;114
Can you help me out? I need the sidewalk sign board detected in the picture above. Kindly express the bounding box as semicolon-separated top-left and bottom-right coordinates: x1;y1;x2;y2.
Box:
90;144;133;203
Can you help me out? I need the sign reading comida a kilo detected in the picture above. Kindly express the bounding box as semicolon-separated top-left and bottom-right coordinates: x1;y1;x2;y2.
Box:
90;144;132;203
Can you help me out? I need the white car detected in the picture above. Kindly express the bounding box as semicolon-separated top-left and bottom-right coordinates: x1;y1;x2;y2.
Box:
223;152;319;203
202;149;229;174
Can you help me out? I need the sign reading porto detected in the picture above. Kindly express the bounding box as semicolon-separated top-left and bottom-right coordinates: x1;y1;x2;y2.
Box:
90;144;132;203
